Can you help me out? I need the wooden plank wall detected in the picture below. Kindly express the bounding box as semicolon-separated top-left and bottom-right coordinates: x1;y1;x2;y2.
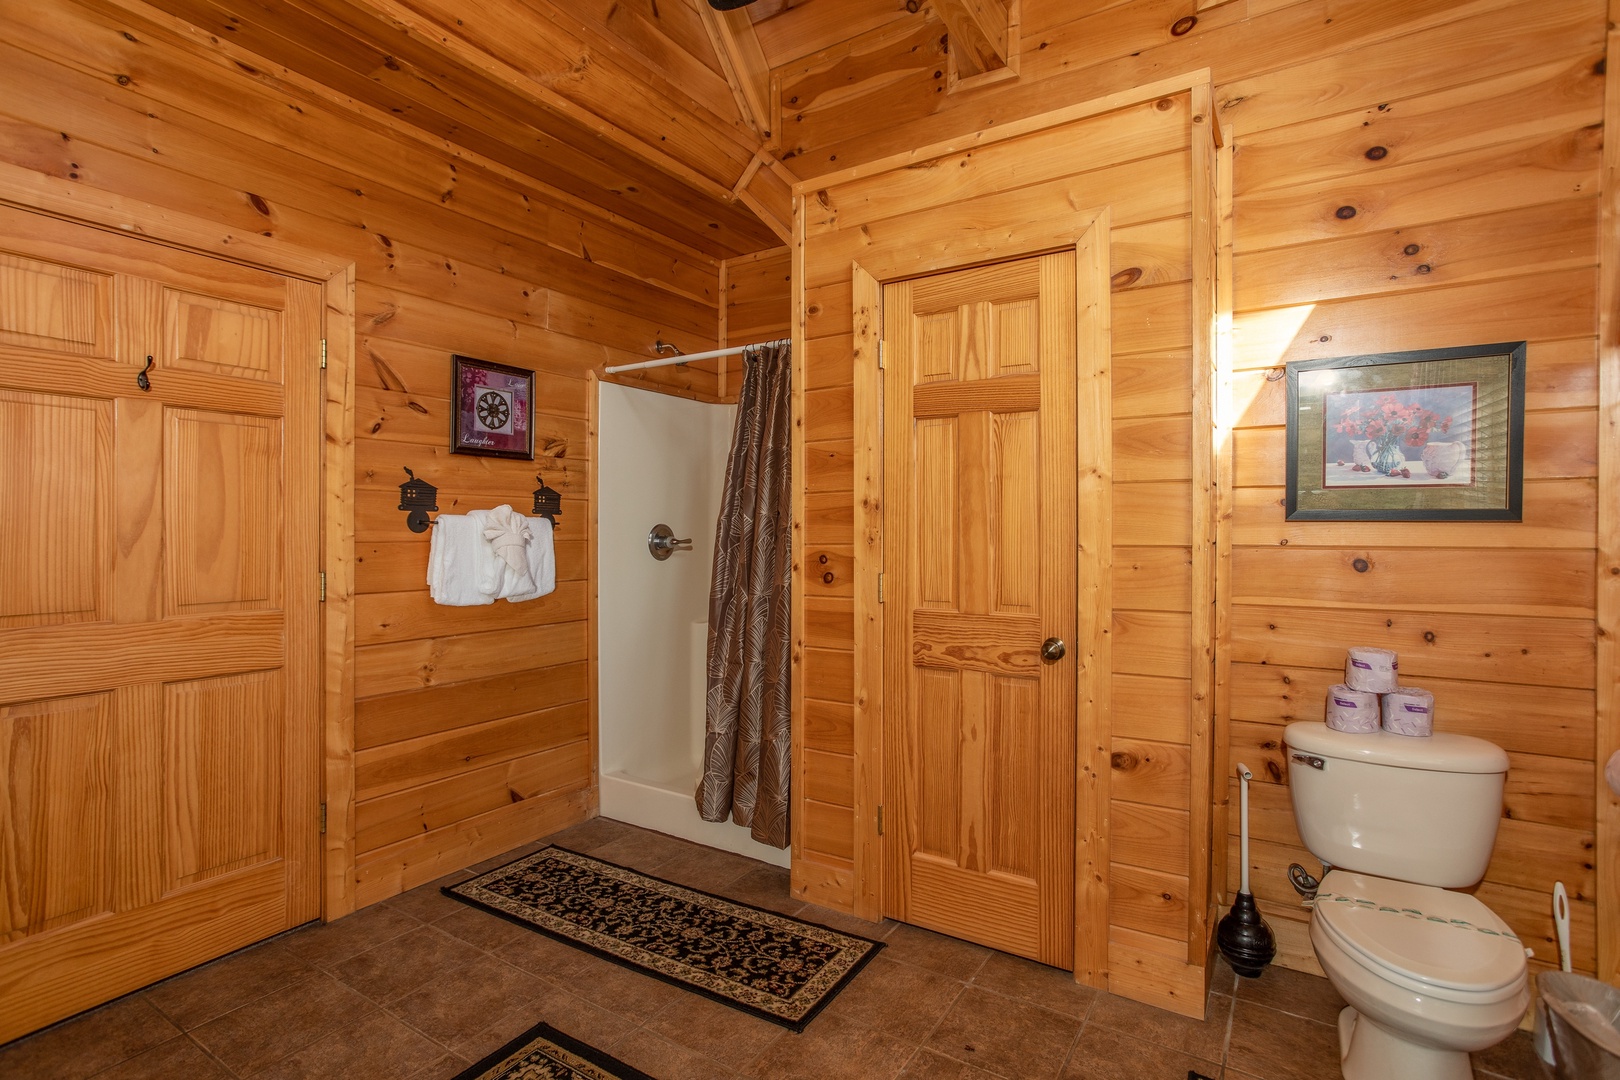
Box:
792;90;1212;1012
769;0;1611;993
0;0;725;909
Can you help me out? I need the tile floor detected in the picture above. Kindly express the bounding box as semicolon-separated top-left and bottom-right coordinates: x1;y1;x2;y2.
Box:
0;817;1548;1080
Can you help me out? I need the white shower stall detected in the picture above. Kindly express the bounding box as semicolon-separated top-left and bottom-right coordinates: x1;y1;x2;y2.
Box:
595;380;790;867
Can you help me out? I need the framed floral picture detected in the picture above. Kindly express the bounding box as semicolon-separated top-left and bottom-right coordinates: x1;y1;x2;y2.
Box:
451;354;534;460
1284;342;1525;521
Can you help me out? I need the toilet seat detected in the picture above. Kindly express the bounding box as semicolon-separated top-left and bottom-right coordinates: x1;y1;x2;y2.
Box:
1314;871;1526;1002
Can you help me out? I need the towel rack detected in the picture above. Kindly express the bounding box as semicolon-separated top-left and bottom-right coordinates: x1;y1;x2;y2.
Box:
398;467;563;533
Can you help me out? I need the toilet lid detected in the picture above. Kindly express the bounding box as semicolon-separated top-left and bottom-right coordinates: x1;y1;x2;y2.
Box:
1314;871;1526;994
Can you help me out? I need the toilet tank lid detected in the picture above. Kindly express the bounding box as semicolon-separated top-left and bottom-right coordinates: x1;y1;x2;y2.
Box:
1284;722;1509;774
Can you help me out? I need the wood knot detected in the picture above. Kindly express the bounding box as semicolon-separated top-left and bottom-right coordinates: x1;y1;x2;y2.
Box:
1335;205;1357;220
1170;15;1197;35
1424;630;1436;643
822;572;834;584
1403;244;1420;256
1364;146;1388;160
1110;752;1136;771
1110;267;1143;290
1352;558;1369;573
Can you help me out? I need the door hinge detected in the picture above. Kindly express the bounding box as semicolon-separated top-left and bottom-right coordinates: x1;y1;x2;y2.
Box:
319;802;327;834
877;805;884;835
319;571;326;603
877;340;885;370
320;338;328;369
877;572;884;603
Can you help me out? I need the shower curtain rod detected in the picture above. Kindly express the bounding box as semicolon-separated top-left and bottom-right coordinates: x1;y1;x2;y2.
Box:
602;337;790;375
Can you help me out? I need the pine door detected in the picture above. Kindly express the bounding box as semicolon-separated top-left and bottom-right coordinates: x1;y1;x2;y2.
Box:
881;251;1078;967
0;206;322;1041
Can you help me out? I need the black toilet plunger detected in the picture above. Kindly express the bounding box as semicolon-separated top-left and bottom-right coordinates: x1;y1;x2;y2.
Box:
1217;762;1277;977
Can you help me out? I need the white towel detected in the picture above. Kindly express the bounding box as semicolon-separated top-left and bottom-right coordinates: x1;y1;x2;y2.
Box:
504;516;556;603
426;514;497;606
480;504;535;597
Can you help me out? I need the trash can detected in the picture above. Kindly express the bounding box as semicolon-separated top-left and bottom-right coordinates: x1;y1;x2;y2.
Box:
1540;971;1620;1079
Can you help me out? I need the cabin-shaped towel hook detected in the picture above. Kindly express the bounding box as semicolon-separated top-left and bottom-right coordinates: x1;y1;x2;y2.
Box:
532;473;562;528
399;467;439;533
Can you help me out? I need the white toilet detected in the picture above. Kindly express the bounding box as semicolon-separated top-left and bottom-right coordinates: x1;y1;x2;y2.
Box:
1285;721;1530;1080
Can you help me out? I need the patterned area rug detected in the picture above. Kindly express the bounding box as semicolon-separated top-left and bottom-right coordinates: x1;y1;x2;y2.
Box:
444;846;883;1031
451;1020;654;1080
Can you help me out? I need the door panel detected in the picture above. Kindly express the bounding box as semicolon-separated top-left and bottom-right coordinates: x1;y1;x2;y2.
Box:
883;250;1078;968
0;206;320;1041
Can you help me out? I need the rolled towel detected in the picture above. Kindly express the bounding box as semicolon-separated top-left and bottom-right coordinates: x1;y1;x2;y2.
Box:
1346;646;1399;693
427;514;497;606
1382;686;1435;737
503;515;556;603
1325;684;1381;733
476;505;534;592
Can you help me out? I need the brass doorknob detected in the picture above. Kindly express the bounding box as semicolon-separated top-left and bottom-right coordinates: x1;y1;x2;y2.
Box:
1041;637;1067;662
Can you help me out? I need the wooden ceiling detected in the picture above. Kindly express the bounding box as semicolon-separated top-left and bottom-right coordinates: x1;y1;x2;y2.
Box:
132;0;993;261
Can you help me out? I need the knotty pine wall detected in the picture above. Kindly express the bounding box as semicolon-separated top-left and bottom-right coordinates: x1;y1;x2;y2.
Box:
767;0;1610;995
0;0;728;909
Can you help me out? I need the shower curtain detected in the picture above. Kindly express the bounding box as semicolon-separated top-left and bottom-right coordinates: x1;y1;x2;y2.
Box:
696;341;792;847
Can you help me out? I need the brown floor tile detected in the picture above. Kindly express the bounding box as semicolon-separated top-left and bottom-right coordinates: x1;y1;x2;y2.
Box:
384;874;475;924
880;924;992;982
332;924;487;1004
494;927;596;981
714;863;805;916
91;1035;233;1080
588;829;692;872
280;901;423;968
1473;1028;1550;1080
642;988;786;1071
819;955;966;1042
387;952;549;1044
971;952;1098;1019
543;817;643;854
1224;1000;1340;1080
433;903;529;951
648;842;762;892
0;995;181;1080
900;1047;1006;1078
796;902;894;940
188;971;375;1076
924;986;1082;1079
408;1053;473;1079
1085;990;1230;1061
561;953;691;1024
609;1028;743;1079
1231;960;1345;1026
461;981;636;1061
252;1008;445;1080
745;1011;916;1080
1061;1024;1222;1080
144;940;313;1030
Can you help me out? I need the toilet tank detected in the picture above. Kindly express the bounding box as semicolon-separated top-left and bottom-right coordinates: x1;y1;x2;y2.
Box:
1284;721;1509;889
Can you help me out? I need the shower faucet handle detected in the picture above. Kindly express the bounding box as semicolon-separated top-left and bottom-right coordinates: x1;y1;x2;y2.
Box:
648;524;692;560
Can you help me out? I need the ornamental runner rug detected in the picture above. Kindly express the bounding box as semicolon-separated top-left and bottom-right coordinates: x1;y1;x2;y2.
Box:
450;1019;654;1080
443;846;883;1032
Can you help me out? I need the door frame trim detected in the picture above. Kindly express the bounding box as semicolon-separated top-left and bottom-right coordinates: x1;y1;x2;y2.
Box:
0;161;360;921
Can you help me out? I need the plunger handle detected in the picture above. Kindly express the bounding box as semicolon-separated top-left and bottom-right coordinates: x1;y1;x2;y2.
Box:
1236;763;1253;896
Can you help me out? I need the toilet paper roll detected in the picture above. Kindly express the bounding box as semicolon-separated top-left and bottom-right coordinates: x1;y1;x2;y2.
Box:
1345;646;1399;693
1382;686;1435;737
1325;685;1381;733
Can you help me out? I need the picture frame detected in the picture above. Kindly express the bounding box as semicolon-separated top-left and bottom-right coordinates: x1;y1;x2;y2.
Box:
451;354;535;460
1284;341;1526;521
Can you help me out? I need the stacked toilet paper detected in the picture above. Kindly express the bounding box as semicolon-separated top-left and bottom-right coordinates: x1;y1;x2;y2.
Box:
1324;646;1434;737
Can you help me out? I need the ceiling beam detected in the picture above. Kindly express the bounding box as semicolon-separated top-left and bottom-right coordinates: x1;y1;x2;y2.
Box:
732;150;794;245
694;0;774;143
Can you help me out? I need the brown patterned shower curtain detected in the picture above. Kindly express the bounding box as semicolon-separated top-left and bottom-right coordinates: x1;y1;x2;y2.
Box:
696;341;793;847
